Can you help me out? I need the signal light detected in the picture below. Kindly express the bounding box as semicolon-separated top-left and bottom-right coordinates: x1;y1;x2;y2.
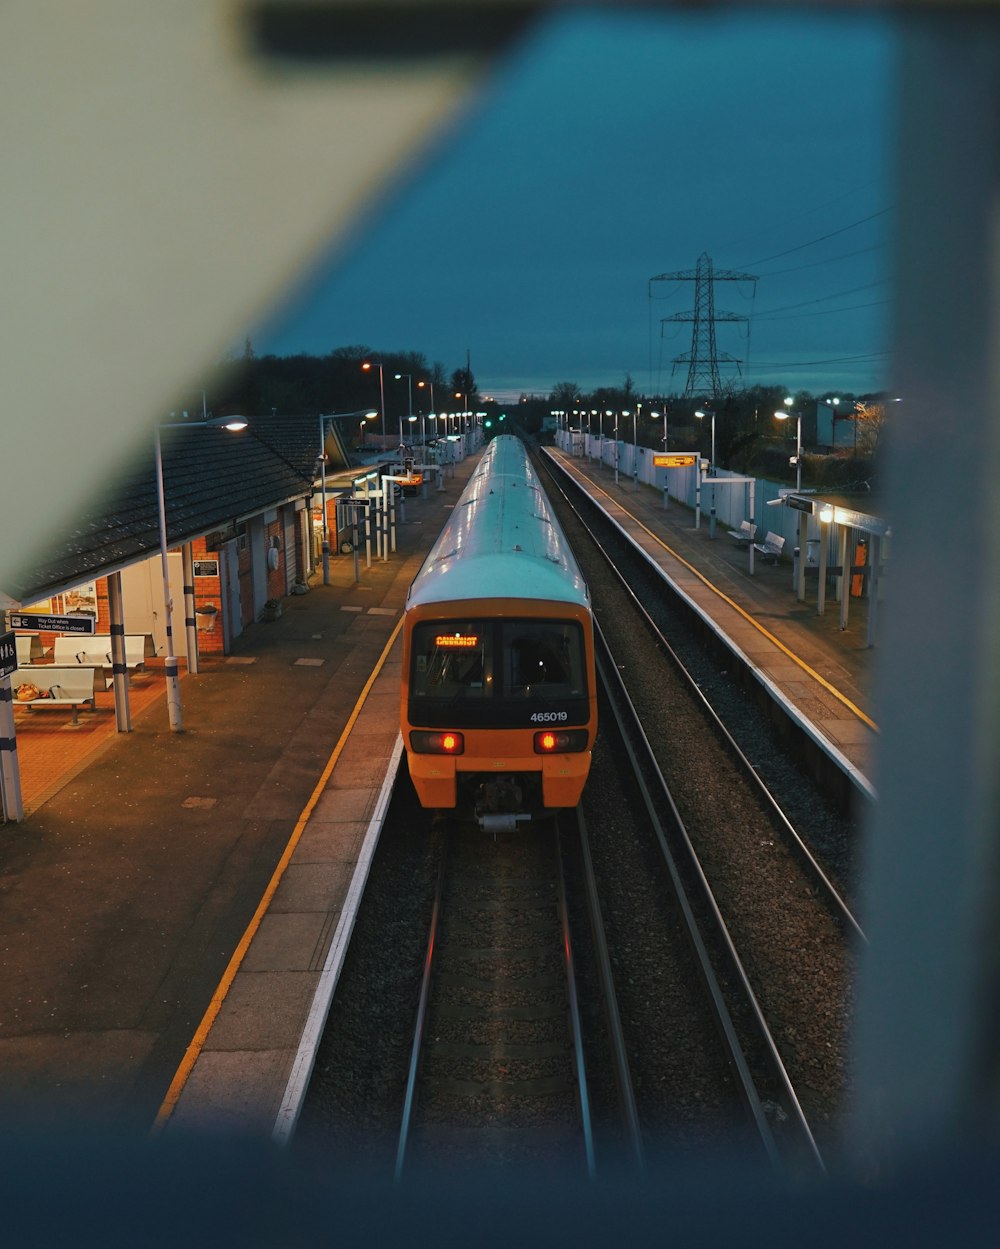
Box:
533;729;588;754
410;730;464;755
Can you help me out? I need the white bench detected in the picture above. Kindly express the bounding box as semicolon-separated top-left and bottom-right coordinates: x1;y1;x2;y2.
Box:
753;531;786;563
11;667;98;723
14;634;47;665
730;520;757;544
52;634;149;674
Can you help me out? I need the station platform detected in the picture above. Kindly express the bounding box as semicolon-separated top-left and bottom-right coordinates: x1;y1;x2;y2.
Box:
0;438;879;1142
544;447;879;798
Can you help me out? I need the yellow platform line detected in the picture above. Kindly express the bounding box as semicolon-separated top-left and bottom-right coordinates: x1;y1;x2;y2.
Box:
566;461;878;734
151;618;404;1134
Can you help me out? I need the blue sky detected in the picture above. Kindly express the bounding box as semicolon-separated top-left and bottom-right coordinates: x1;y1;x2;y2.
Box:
256;7;896;402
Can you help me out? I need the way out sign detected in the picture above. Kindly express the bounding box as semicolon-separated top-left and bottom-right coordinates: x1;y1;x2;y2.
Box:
653;453;697;468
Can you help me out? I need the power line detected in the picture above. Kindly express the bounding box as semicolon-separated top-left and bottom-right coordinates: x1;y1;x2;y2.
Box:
756;299;889;322
735;208;893;269
713;183;891;258
753;242;887;279
748;350;892;369
752;279;889;318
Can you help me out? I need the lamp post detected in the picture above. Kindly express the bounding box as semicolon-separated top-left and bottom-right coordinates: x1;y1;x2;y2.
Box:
319;410;378;586
774;397;802;491
695;407;717;537
824;396;841;450
614;411;620;484
394;373;413;445
417;380;435;443
361;360;386;441
155;414;248;731
775;401;805;601
694;407;716;468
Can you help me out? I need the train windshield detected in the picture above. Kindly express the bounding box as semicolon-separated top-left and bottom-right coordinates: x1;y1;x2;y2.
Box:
411;621;494;701
410;619;586;704
501;622;585;700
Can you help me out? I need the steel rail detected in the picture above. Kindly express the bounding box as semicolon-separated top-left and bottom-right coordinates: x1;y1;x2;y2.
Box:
539;451;865;946
555;828;596;1179
570;806;646;1176
394;856;445;1183
595;625;826;1175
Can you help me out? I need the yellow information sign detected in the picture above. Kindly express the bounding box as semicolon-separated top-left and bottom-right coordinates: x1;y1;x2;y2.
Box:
653;454;697;468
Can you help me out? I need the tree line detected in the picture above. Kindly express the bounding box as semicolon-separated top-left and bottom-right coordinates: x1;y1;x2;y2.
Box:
177;345;885;492
186;341;479;424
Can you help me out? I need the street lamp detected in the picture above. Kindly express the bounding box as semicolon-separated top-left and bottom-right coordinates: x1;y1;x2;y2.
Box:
774;398;802;491
775;401;806;599
417;380;435;440
318;410;378;586
361;360;386;440
695;407;717;537
824;396;841;450
694;407;716;467
394;373;413;444
628;405;641;490
155;414;248;732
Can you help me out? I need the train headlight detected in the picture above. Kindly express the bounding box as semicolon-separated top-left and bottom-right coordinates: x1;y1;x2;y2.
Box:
533;729;588;754
410;730;465;755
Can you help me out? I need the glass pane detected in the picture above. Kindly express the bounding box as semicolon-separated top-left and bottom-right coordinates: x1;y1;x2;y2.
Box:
411;621;493;701
502;622;585;700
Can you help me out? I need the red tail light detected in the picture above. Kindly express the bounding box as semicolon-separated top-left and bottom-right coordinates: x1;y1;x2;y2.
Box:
410;730;464;755
533;729;588;754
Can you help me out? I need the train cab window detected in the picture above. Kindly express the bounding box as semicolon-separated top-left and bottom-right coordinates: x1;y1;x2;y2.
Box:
411;622;494;701
502;622;585;700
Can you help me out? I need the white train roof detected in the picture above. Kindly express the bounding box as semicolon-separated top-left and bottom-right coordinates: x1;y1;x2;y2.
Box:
407;436;590;610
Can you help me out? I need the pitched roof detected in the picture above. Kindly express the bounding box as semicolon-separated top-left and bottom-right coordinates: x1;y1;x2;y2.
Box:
4;421;314;605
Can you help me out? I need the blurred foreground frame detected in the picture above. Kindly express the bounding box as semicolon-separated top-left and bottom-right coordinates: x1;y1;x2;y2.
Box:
2;0;1000;1185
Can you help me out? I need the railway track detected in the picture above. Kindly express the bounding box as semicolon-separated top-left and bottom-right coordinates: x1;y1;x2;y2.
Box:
594;621;825;1174
394;818;595;1178
532;446;862;1163
289;441;860;1176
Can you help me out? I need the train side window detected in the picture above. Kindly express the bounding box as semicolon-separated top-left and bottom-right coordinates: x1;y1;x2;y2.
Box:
411;621;493;700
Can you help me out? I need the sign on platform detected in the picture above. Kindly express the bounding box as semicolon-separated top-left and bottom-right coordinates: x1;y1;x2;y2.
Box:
653;454;697;468
0;631;15;679
7;612;96;634
787;496;814;514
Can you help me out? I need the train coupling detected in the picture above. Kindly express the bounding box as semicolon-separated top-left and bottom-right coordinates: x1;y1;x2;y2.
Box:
478;812;532;835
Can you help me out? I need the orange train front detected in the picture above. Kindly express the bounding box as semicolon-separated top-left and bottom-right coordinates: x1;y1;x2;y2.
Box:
401;435;597;832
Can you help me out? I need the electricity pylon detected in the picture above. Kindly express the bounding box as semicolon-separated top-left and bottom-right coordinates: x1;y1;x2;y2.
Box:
650;252;757;399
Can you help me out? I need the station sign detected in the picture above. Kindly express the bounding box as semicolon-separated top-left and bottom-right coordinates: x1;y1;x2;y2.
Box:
653;453;697;468
829;507;892;538
0;631;15;679
7;612;96;634
787;496;814;514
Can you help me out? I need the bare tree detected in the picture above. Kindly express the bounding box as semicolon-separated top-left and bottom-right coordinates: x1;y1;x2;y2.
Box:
853;400;887;456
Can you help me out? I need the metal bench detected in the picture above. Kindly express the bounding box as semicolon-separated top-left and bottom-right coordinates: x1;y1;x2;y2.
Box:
14;633;47;665
52;634;149;674
752;531;786;563
730;520;757;544
11;667;98;723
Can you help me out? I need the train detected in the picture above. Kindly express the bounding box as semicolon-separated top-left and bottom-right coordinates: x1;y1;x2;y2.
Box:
400;435;598;831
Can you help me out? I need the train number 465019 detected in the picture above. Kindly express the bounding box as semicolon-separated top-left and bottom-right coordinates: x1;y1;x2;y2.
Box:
530;711;569;723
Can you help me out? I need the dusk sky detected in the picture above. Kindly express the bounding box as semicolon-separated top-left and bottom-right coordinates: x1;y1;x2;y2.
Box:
255;7;896;403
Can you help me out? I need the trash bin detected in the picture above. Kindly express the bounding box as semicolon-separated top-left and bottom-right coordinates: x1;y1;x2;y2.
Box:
195;604;218;632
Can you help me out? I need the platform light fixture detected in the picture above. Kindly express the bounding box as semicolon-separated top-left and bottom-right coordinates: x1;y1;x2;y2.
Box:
154;414;248;731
